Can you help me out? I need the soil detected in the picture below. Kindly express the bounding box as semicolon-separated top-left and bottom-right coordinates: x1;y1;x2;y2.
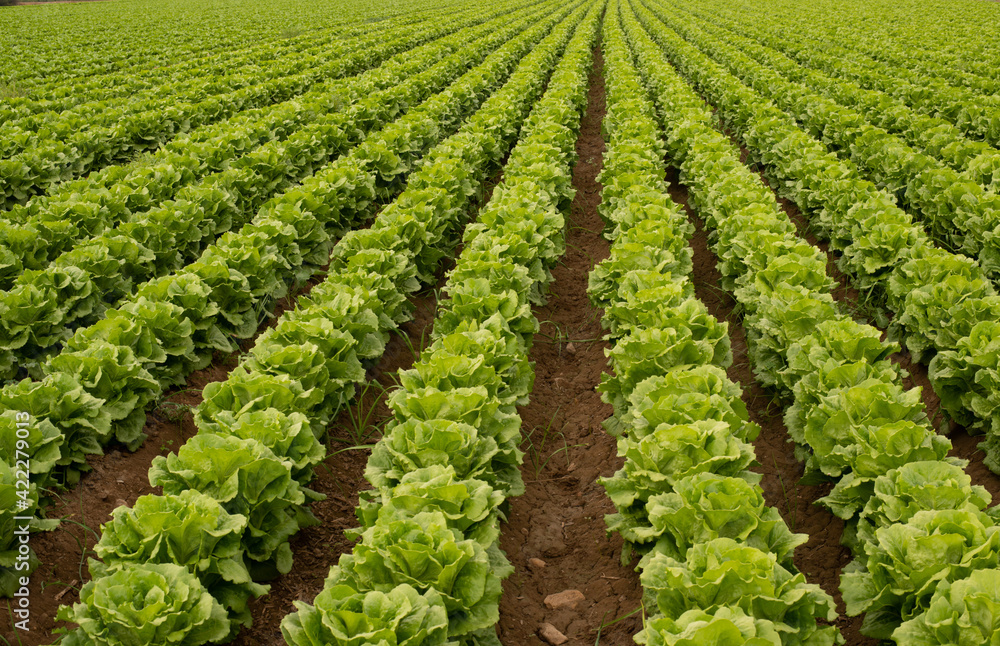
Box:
496;44;644;646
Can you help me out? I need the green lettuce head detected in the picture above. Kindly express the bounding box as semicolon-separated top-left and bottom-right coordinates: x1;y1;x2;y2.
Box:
55;562;229;646
328;511;512;637
636;606;782;646
91;490;267;631
641;539;840;645
640;473;805;569
893;570;1000;645
842;509;1000;639
281;583;452;646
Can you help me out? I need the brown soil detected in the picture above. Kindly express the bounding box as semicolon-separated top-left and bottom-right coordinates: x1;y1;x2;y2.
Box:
496;44;643;646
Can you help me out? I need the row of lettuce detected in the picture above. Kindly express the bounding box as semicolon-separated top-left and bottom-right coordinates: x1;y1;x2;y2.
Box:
653;0;1000;281
0;5;482;271
46;4;599;644
281;7;599;643
0;0;563;597
0;20;387;161
0;17;378;120
739;0;1000;106
0;1;551;380
665;0;1000;193
825;2;1000;94
592;5;840;644
713;0;1000;149
623;0;1000;643
0;0;436;94
0;16;435;210
0;1;489;208
638;0;1000;475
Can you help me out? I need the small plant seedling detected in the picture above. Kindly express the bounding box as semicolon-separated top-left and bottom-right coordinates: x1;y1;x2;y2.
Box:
594;606;642;645
154;400;194;424
522;407;588;479
395;325;429;362
335;379;392;447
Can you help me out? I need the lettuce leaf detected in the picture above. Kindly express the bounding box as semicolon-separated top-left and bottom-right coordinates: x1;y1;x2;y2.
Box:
328;511;511;637
149;433;309;577
841;509;1000;639
639;473;805;569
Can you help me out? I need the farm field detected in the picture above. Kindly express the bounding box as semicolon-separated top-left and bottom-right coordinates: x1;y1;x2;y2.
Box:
3;0;1000;644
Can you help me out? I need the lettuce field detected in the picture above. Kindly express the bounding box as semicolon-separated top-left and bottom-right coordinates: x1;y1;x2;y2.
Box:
2;0;1000;643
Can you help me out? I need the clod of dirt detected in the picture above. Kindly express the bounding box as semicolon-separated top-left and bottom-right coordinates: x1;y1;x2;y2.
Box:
565;342;577;354
539;623;569;645
544;590;585;610
532;520;567;558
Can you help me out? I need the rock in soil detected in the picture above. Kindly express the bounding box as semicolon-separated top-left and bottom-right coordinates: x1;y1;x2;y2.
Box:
544;589;585;610
539;623;569;645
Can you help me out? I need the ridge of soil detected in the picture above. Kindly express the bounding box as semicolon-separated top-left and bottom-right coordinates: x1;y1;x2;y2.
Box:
496;43;644;646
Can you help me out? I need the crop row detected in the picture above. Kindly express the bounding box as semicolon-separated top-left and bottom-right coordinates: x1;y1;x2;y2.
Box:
637;0;1000;475
46;4;597;644
760;0;1000;92
652;0;1000;278
0;0;439;93
0;0;565;596
668;0;1000;187
0;9;491;287
282;6;599;643
0;8;444;124
591;5;840;644
0;18;401;159
0;0;550;381
0;7;492;210
627;0;1000;642
700;0;1000;148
